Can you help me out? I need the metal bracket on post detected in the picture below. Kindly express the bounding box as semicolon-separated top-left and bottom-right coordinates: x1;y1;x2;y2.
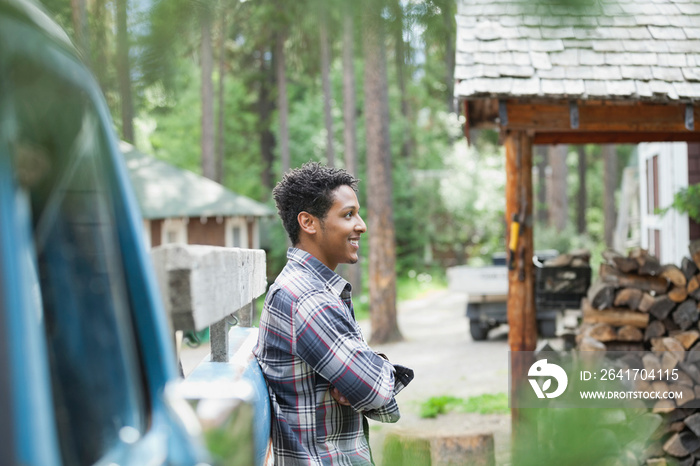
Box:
499;100;508;127
686;103;695;131
569;101;579;129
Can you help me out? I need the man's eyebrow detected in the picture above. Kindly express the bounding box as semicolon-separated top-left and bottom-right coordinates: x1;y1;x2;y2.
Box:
342;205;358;211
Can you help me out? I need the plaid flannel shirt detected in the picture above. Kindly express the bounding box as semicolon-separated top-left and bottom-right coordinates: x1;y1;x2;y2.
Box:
254;248;408;466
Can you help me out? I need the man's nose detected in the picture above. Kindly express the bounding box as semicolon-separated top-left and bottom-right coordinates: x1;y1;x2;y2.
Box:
356;215;367;233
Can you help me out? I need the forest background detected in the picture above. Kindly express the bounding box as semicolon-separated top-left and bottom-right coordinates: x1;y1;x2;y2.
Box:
41;0;632;342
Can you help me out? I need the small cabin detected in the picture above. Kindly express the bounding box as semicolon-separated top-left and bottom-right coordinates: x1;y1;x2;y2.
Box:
122;142;274;249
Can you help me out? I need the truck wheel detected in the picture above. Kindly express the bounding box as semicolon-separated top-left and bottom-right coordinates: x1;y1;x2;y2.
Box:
538;319;557;338
470;320;489;341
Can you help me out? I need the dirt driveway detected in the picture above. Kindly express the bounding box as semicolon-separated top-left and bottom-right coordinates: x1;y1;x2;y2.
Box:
359;290;512;465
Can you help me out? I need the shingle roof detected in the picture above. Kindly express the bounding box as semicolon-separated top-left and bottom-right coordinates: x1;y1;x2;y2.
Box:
122;142;274;220
454;0;700;102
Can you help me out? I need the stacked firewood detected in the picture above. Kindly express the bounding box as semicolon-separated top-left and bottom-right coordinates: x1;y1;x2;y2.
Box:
577;247;700;353
576;241;700;465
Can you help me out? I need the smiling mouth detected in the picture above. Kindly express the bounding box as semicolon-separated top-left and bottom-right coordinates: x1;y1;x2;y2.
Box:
349;239;359;248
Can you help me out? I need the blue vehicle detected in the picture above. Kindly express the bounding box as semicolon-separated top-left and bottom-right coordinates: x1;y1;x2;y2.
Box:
0;1;265;464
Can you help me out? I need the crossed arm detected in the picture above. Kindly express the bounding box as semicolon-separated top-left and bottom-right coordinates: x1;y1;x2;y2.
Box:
292;292;412;421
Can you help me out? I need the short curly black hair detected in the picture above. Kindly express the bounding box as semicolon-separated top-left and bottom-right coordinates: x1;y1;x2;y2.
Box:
272;162;359;245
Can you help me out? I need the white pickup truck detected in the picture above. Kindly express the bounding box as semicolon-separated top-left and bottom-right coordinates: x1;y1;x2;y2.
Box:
447;251;563;341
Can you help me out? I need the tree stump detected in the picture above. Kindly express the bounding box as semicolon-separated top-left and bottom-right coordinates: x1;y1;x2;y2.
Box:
383;431;495;466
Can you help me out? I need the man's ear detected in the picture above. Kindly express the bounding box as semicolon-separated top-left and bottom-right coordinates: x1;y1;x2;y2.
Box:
298;211;318;236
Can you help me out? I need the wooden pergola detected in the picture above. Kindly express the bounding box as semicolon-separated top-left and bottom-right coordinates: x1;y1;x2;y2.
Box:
454;0;700;453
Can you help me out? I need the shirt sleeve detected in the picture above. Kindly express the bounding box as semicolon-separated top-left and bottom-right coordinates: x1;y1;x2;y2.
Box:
292;290;396;412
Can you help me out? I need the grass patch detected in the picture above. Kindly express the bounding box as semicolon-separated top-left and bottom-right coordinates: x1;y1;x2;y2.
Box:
419;393;509;418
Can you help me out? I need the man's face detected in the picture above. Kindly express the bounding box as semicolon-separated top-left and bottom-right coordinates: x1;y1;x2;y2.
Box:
314;185;367;271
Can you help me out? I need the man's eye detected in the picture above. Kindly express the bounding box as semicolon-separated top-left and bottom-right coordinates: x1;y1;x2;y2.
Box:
345;212;353;218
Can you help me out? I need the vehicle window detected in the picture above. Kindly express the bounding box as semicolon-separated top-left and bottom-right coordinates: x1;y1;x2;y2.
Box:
9;59;147;465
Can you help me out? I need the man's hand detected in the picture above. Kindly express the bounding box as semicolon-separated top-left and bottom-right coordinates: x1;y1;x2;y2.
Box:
330;386;351;406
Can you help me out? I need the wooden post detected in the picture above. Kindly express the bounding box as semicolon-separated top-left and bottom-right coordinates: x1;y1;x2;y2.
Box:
505;130;535;465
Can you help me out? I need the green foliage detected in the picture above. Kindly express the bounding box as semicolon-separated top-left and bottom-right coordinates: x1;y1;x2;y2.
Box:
662;183;700;224
419;393;509;418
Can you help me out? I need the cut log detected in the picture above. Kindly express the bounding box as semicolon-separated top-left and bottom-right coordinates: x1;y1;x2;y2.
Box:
637;252;663;276
643;353;662;373
664;432;690;457
543;253;572;267
661;337;685;354
645;320;667;341
677;385;696;406
651;337;686;356
682;257;699;282
617;325;644;342
672;370;695;388
687;275;700;300
586;323;618;342
685;413;700;437
587;281;617;310
614;257;641;274
673;300;700;331
690;239;700;270
678;362;700;384
669;408;696;423
680;431;700;454
602;248;624;263
673;330;700;350
663;316;681;333
654;399;676;414
603;249;638;273
649;296;677;320
669;286;690;303
578;336;607;351
599;263;669;294
670;421;687;433
604;341;645;351
662;264;688;287
639;292;656;313
651;381;670;394
582;298;650;328
661;352;681;372
614;288;644;310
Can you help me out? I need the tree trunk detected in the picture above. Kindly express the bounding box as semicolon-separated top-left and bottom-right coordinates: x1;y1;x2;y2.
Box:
200;8;216;180
442;0;456;114
320;8;336;167
363;1;401;344
547;144;568;232
390;0;413;159
276;32;291;175
70;0;89;62
215;8;227;184
341;6;362;296
258;46;276;192
116;0;134;143
93;0;108;89
577;145;587;234
535;145;548;224
603;144;618;248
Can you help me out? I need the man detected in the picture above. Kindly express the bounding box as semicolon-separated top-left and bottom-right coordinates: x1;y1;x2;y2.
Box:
254;162;413;465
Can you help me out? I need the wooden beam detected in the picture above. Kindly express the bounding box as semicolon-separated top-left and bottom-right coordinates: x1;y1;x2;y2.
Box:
505;130;536;352
534;131;700;144
504;100;700;133
505;130;535;466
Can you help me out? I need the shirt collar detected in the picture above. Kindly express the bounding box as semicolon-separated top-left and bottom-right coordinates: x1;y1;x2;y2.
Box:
287;248;351;297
